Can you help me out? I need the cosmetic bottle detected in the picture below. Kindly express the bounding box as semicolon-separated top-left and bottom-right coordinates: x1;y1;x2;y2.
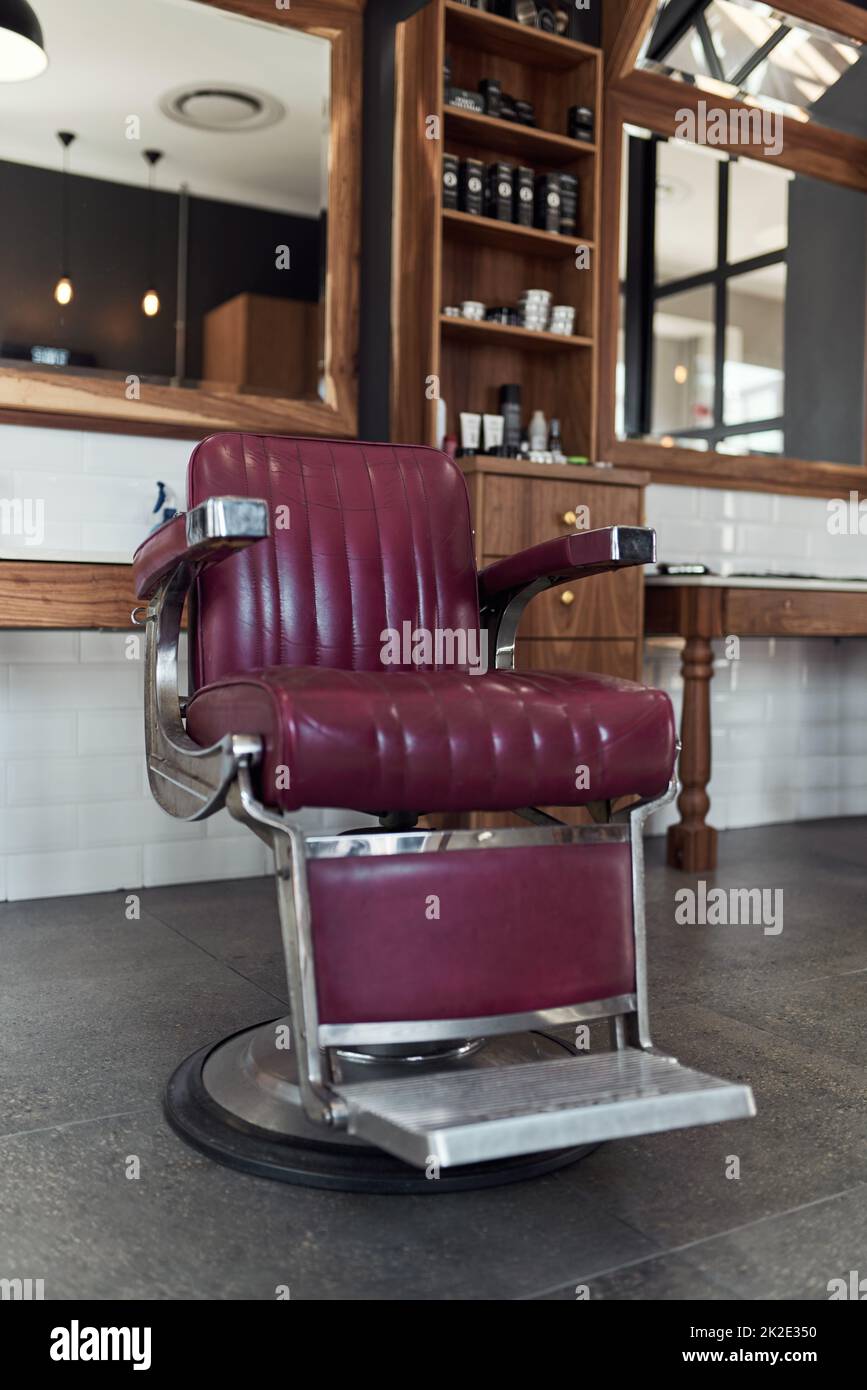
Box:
499;384;522;456
529;409;548;453
459;411;482;457
443;154;459;210
483;413;505;456
549;417;565;461
513;166;534;226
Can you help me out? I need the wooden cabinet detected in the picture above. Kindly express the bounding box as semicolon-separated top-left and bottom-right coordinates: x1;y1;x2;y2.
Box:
462;455;648;681
434;456;649;830
203;292;320;400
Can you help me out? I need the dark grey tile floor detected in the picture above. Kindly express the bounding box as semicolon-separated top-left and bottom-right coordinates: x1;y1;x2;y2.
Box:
1;818;865;1301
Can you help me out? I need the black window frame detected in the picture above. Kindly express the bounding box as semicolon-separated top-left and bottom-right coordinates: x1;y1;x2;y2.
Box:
622;132;788;453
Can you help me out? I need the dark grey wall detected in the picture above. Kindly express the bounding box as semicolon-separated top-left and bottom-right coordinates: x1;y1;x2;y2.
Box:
0;160;320;381
784;175;867;467
784;60;867;466
359;0;430;439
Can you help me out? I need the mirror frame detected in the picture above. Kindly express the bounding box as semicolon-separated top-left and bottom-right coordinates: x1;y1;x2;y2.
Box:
599;0;867;497
0;0;363;440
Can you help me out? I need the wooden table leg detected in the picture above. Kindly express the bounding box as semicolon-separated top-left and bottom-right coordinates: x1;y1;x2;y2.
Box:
666;592;720;872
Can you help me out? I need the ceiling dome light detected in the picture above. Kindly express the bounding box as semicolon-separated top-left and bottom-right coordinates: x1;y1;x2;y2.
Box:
142;289;160;318
0;0;48;82
160;82;285;133
54;275;73;306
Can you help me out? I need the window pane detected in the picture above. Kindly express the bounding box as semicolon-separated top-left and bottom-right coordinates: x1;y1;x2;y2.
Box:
705;1;781;82
741;25;862;115
664;26;713;80
652;286;716;436
724;263;785;430
655;140;722;284
717;430;785;454
728;158;789;263
639;0;864;131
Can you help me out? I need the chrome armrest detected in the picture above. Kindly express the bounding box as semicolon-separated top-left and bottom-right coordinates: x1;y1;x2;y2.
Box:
139;496;270;820
479;526;656;671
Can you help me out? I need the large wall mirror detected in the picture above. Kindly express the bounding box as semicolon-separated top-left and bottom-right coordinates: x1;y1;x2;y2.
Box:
0;0;361;437
600;0;867;495
615;125;867;467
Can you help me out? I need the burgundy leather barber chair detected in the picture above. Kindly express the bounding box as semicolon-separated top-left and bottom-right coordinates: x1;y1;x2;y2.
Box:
134;433;754;1192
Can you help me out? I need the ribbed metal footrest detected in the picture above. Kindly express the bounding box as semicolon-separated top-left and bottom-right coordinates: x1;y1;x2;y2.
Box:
334;1049;755;1169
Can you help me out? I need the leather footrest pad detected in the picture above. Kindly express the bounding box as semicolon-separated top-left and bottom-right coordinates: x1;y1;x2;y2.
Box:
308;841;634;1025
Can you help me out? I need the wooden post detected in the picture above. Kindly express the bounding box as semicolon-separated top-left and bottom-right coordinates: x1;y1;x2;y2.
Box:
666;588;722;872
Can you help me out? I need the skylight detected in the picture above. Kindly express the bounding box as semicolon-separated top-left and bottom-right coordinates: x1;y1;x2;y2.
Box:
638;0;862;123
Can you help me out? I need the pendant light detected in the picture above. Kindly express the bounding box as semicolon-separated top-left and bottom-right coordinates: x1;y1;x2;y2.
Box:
53;130;75;306
142;149;163;318
0;0;47;82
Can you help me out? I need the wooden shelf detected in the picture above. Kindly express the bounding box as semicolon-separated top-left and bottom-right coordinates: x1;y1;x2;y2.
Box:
458;456;651;487
0;561;136;629
443;208;592;258
444;1;597;69
444;106;596;166
440;314;592;352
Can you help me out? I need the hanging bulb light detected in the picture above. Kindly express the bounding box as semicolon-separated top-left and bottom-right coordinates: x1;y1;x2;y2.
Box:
53;130;75;306
142;148;164;317
0;0;48;82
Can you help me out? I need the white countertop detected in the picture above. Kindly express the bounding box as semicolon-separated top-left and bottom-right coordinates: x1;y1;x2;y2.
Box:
0;550;131;564
646;574;867;593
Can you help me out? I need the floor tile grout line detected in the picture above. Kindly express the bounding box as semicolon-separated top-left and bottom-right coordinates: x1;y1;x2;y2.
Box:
650;997;867;1073
0;1105;154;1144
521;1178;867;1300
139;903;290;1009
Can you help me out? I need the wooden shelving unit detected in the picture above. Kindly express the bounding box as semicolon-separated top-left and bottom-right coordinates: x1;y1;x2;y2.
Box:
440;315;592;352
442;207;592;258
443;106;596;165
391;0;603;460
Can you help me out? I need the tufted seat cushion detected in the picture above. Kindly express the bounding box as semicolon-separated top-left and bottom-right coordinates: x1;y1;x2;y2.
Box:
185;664;677;813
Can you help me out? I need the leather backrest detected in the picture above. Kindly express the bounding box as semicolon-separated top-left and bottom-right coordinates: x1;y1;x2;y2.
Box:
188;433;481;689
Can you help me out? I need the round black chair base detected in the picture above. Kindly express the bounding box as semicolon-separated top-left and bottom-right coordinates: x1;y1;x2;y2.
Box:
164;1022;597;1194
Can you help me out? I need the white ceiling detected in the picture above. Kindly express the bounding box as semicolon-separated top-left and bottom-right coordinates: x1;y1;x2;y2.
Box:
0;0;331;216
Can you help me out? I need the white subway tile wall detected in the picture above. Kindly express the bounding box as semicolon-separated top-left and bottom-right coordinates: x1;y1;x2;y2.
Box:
645;484;867;836
0;424;190;562
0;426;370;900
0;428;865;897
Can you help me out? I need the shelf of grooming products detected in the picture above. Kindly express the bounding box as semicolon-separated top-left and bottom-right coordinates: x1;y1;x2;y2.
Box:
445;154;582;236
452;0;592;45
444;290;576;335
440;386;589;467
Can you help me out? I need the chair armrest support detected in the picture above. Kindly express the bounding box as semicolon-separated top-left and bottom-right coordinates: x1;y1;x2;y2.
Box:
133;496;270;600
136;496;269;820
479;526;656;671
479;526;655;603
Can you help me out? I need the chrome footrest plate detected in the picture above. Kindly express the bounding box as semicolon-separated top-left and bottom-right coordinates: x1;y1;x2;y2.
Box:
334;1048;756;1169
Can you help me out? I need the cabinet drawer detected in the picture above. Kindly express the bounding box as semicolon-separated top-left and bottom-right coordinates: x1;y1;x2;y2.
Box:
482;474;642;556
516;639;639;682
531;479;641;546
484;555;642;640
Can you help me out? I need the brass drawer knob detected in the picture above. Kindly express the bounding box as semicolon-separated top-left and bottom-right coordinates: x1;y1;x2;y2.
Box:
560;589;576;606
562;509;577;527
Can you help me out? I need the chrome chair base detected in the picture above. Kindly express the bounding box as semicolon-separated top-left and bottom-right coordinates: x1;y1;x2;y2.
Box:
164;1018;595;1193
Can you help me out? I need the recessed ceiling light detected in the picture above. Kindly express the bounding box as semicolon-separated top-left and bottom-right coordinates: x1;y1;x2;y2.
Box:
160;83;285;133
